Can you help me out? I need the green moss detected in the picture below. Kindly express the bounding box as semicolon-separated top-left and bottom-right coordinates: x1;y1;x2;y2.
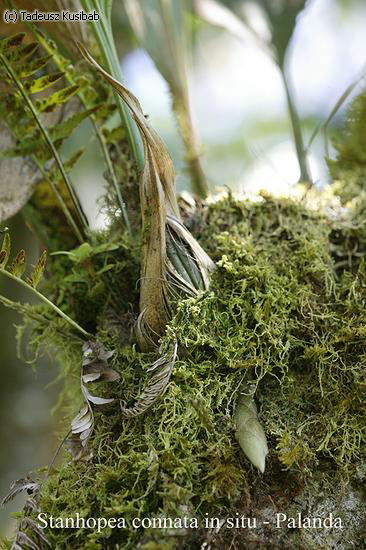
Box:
329;88;366;206
8;193;366;549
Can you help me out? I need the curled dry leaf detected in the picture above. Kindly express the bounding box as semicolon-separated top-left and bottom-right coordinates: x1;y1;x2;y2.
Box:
78;43;215;350
1;477;40;507
121;341;178;418
235;392;268;474
2;476;51;549
65;340;119;460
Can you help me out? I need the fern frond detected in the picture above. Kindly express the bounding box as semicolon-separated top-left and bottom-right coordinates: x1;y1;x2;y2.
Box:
1;108;99;159
34;84;80;113
2;476;51;549
25;71;65;94
0;232;11;267
9;249;26;278
19;54;53;78
0;232;91;338
0;32;92;240
3;41;39;64
34;28;132;234
26;250;47;289
0;32;25;52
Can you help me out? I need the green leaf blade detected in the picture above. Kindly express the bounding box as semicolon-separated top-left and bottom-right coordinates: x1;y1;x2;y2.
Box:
4;42;39;64
27;71;65;94
27;250;47;288
34;84;80;113
9;249;26;278
0;33;25;53
49;106;101;142
19;54;53;78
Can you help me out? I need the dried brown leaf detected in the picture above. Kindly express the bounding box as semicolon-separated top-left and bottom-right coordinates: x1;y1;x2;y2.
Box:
121;341;178;418
66;340;119;460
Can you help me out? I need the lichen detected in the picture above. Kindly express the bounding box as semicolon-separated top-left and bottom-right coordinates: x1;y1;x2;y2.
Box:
4;191;366;549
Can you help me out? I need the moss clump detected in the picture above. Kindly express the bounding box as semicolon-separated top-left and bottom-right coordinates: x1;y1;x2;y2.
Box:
328;88;366;207
6;193;366;550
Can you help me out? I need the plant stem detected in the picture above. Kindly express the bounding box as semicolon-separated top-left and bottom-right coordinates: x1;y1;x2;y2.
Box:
0;294;83;340
0;53;88;241
81;0;144;171
92;120;132;233
280;66;312;186
34;158;85;241
306;66;366;155
0;267;91;338
159;1;208;198
172;95;208;198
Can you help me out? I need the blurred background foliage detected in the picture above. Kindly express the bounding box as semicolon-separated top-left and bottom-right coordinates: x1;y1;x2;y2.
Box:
1;0;366;537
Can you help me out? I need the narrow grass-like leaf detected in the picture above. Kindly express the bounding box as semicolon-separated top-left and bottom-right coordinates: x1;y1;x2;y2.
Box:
81;0;144;169
306;67;366;154
125;0;208;197
195;0;274;59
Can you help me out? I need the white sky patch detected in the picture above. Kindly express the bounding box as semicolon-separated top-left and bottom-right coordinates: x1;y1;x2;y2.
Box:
239;140;320;196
